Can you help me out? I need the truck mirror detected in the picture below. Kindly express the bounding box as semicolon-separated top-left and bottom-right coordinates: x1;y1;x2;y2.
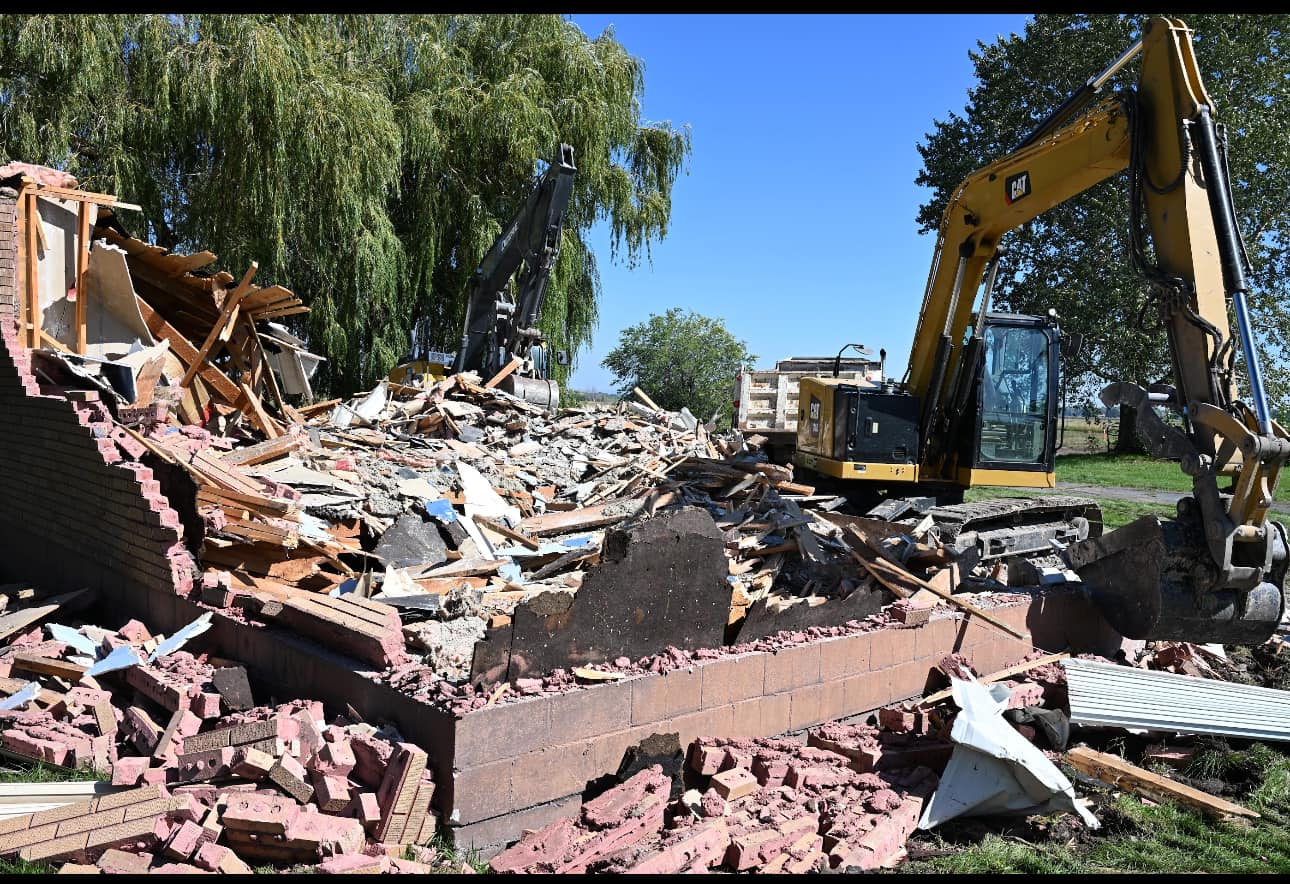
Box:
555;350;570;366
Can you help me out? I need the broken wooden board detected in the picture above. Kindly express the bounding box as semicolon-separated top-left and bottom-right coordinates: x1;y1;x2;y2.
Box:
518;498;643;538
1065;746;1259;820
0;589;96;643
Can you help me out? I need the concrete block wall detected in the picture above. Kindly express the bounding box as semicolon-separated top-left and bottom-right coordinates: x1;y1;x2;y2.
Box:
444;600;1036;854
0;187;194;598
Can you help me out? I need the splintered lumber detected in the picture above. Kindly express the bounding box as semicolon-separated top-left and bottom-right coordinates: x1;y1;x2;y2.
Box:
134;294;242;403
919;652;1070;708
220;434;302;467
11;652;86;681
483;356;524;389
273;594;405;670
633;386;662;412
0;588;95;643
416;558;505;580
473;515;540;551
519;498;642;537
238;381;282;439
195;486;295;517
862;551;1028;641
179;261;257;389
1065;746;1259;820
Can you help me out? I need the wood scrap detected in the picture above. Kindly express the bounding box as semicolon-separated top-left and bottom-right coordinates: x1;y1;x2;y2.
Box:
1065;746;1259;820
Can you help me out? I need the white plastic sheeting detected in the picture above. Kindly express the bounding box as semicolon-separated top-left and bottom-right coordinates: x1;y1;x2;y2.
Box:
918;676;1099;830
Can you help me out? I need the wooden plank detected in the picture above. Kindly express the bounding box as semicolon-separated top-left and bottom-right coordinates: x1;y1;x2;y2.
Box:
1065;746;1259;819
415;558;505;579
180;262;257;390
221;435;302;467
238;381;281;439
11;652;86;681
473;514;540;551
633;386;662;412
134;294;242;402
0;589;95;643
74;201;89;354
24;190;39;349
859;549;1029;641
919;652;1070;708
483;356;524;389
519;498;642;537
195;486;294;516
297;398;342;417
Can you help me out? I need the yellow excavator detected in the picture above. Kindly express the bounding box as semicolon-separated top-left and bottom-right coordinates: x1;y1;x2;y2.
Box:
792;17;1288;644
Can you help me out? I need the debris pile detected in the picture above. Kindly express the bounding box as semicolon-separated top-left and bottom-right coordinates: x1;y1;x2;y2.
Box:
0;608;465;873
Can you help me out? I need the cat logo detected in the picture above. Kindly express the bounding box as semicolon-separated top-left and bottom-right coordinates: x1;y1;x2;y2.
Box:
808;395;822;440
1005;171;1031;205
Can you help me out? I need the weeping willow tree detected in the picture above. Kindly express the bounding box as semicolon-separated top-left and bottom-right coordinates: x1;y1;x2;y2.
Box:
0;14;690;394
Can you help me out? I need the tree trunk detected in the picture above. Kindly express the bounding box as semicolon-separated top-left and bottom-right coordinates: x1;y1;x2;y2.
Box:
1116;403;1148;454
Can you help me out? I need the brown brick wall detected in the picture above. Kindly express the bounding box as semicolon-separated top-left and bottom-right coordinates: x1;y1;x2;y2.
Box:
446;600;1038;850
0;189;194;598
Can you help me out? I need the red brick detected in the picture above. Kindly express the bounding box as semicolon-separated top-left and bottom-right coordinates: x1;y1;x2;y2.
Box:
699;653;766;707
819;632;873;682
163;819;205;860
221;792;301;835
111;756;150;787
95;849;150;874
310;739;356;779
710;767;758;801
270;754;315;805
688;743;726;776
18;830;91;863
283;811;365;856
763;641;822;695
354;792;381;831
55;807;126;838
628;819;729;873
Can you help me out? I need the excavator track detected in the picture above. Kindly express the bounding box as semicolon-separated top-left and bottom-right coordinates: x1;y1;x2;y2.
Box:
922;495;1105;562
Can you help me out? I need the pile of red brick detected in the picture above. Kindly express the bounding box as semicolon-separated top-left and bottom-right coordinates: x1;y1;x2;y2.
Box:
0;616;452;873
490;720;946;874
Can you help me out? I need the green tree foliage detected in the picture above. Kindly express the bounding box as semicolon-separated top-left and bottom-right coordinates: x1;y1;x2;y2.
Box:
915;14;1290;424
603;307;755;427
0;14;691;394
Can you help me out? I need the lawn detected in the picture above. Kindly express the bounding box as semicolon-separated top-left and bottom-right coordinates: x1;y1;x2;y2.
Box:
1056;452;1193;492
904;740;1290;875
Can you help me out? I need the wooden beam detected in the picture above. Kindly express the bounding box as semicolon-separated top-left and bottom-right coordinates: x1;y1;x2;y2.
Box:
179;262;257;390
919;652;1070;708
221;434;302;467
134;294;242;403
473;514;540;551
633;386;662;412
861;550;1029;641
238;381;281;439
24;190;40;350
1065;746;1259;820
74;201;89;354
483;356;523;389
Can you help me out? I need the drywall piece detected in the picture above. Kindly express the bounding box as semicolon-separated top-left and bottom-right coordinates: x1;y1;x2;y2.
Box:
918;676;1098;830
81;241;154;360
148;611;214;662
34;195;82;347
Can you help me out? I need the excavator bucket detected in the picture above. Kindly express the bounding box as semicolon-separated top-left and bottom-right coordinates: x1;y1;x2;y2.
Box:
501;374;561;411
1065;514;1287;645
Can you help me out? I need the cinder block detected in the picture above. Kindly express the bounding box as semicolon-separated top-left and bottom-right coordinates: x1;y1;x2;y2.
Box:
629;666;703;727
818;676;849;723
788;682;825;731
552;680;634;743
913;617;959;661
763;641;822;695
868;626;916;668
699;652;767;707
448;758;514;824
452;695;551;769
508;740;596;811
819;632;873;682
761;692;792;737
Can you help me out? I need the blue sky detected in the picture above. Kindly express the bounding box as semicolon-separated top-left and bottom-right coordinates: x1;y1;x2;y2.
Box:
565;13;1032;394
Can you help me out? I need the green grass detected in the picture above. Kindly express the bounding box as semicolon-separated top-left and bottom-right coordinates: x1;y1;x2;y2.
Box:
905;741;1290;874
1056;452;1194;492
0;858;55;875
0;762;108;783
964;485;1177;531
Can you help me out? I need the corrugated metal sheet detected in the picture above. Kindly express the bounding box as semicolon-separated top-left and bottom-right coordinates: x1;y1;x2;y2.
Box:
1061;657;1290;742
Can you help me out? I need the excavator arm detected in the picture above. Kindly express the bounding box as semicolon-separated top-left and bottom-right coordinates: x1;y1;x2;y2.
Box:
452;143;577;392
908;17;1289;642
